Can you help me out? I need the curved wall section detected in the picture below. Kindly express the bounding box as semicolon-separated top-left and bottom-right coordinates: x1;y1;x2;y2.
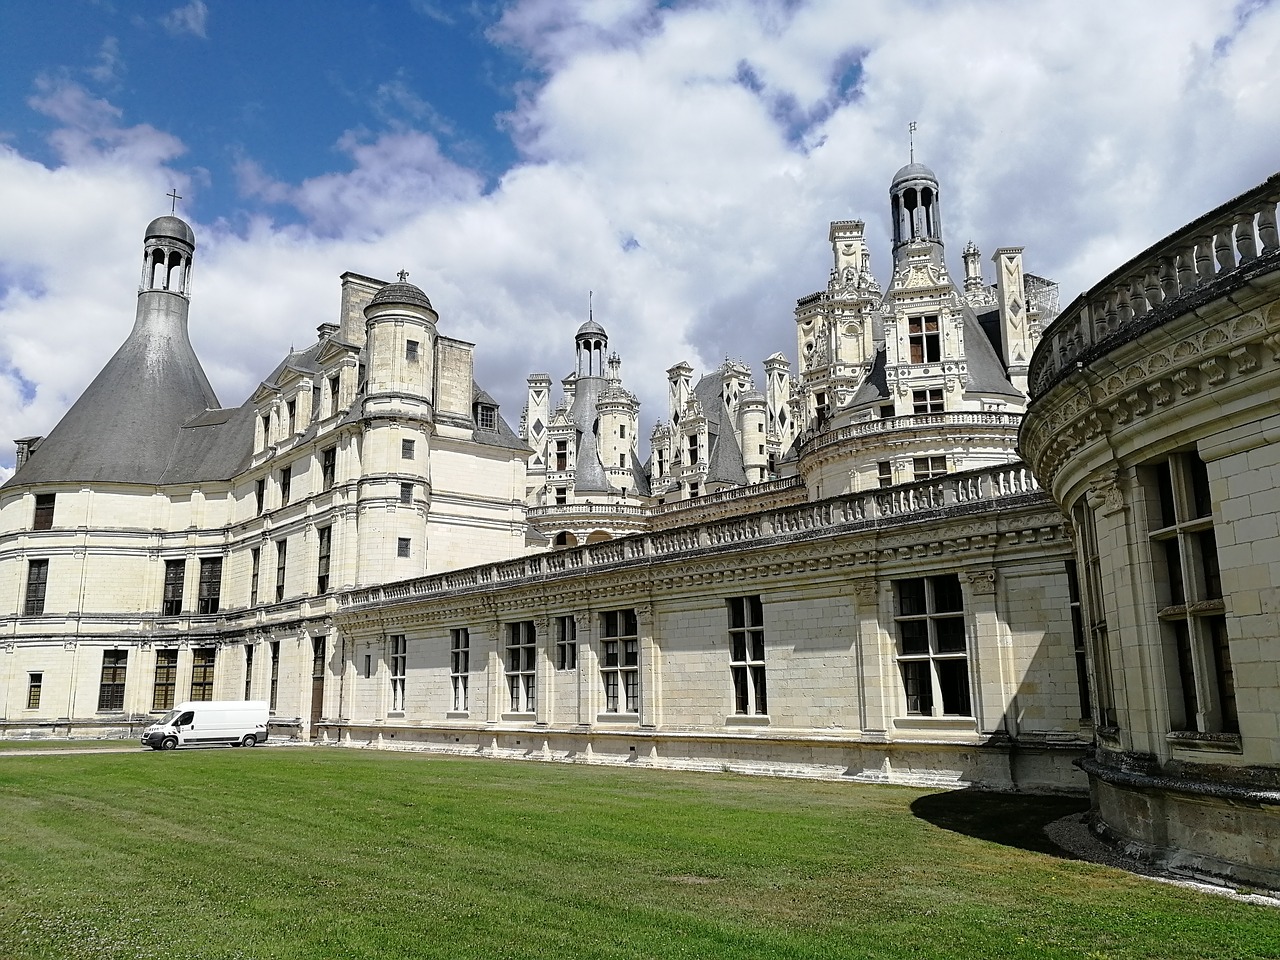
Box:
1019;173;1280;889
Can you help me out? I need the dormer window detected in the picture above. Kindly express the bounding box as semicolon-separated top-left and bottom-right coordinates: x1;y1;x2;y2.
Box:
909;315;941;364
328;375;340;416
260;414;270;448
687;435;699;465
286;399;297;435
476;405;497;431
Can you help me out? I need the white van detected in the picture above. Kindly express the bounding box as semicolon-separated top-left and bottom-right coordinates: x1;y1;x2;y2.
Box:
141;701;270;750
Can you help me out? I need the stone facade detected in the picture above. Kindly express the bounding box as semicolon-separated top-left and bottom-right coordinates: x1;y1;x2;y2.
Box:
1021;172;1280;887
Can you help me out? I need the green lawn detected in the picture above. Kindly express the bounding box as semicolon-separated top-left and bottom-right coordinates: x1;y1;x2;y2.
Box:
0;749;1275;960
0;739;139;751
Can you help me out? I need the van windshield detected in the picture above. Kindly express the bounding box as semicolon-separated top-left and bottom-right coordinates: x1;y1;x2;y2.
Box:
157;710;180;725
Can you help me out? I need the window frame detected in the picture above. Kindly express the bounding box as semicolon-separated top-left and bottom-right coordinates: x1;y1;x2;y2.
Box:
727;596;768;716
24;558;48;616
33;493;55;531
97;650;128;712
153;649;178;711
450;628;470;712
190;647;215;702
162;559;185;617
908;314;942;364
556;616;577;671
389;634;407;714
197;557;222;615
26;672;42;710
316;525;332;594
505;621;536;714
893;575;972;718
600;609;639;714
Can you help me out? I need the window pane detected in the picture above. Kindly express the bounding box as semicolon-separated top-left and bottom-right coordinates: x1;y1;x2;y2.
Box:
930;575;963;613
898;579;926;616
901;661;932;715
935;617;966;653
899;620;929;655
937;659;971;716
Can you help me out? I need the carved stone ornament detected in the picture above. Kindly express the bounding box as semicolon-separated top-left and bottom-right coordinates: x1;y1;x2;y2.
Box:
963;569;997;595
851;579;879;605
636;604;654;627
1087;471;1125;517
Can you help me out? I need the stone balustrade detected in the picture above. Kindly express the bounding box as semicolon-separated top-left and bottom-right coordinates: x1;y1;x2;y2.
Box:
526;502;649;519
797;412;1024;459
337;463;1043;610
1029;173;1280;401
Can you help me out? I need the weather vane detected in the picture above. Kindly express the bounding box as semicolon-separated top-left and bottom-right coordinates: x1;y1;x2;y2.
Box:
167;188;182;213
589;290;593;321
397;269;409;282
908;121;917;163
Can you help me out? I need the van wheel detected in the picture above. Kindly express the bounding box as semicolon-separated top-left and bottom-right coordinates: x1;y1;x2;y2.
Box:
240;734;257;748
161;737;178;751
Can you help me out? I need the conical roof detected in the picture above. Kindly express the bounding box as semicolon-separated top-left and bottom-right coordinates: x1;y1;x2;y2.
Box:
6;293;219;486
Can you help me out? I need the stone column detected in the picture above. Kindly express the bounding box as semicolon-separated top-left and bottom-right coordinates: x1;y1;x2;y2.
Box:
962;568;1002;735
637;604;658;728
574;611;592;725
534;615;552;726
486;618;504;722
851;578;886;738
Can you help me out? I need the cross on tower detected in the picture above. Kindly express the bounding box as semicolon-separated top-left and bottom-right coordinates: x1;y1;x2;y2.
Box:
397;269;409;282
166;188;182;213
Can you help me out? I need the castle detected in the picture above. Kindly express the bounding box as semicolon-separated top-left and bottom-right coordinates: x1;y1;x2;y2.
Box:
3;160;1278;890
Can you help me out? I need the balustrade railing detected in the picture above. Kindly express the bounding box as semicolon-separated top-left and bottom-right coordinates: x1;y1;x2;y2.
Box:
336;463;1044;610
798;412;1024;458
1028;173;1280;400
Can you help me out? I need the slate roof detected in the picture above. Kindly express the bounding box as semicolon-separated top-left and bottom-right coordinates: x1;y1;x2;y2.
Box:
368;281;433;311
960;308;1023;399
471;382;529;452
6;299;220;486
692;371;748;487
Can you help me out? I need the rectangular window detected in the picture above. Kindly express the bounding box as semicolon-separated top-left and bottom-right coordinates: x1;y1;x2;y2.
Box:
727;596;767;715
505;621;536;713
26;672;42;710
556;616;577;670
894;575;971;717
451;628;470;711
316;526;332;594
397;537;411;558
619;454;627;468
33;493;55;530
286;399;297;435
269;641;280;711
197;557;222;615
279;465;292;505
153;650;178;711
600;609;639;713
255;477;266;515
24;559;48;616
406;339;419;361
555;440;568;471
260;413;270;448
390;634;407;713
913;456;947;481
321;447;336;491
328;375;340;415
244;644;255;700
477;405;497;430
162;559;185;616
190;647;215;701
275;539;287;602
399;482;413;505
401;438;415;459
912;388;944;414
97;651;128;712
1074;500;1115;726
311;383;321;420
250;547;261;607
555;486;567;505
689;482;700;498
1065;560;1092;720
877;461;893;489
1149;451;1236;734
879;404;896;419
909;314;942;363
620;424;627;439
687;435;699;465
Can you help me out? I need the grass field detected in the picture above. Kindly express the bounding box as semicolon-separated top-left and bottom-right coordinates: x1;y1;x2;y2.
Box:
1;748;1276;960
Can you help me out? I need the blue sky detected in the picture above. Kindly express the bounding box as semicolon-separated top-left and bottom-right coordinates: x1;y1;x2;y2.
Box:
1;0;1278;478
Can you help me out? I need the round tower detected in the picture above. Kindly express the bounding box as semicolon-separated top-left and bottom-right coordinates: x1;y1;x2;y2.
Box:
575;318;607;378
356;276;437;585
890;161;944;271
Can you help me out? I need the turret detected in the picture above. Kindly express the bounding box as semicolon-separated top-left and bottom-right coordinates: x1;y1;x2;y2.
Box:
963;240;983;293
890;160;944;272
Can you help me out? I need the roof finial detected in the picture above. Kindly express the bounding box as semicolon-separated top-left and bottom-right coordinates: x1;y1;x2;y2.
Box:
908;121;917;163
397;269;409;282
589;289;593;322
167;188;182;214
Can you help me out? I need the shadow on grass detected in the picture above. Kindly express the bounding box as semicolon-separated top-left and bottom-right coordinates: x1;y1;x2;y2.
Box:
910;788;1090;857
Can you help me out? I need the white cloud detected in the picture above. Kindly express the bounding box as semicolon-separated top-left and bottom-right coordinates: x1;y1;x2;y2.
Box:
3;0;1280;474
161;0;209;39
